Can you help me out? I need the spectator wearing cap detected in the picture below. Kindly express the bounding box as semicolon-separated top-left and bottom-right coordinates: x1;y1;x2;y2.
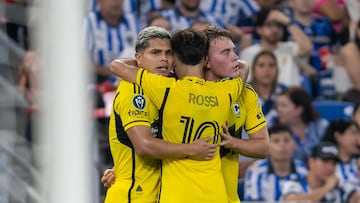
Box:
281;141;360;203
244;124;307;201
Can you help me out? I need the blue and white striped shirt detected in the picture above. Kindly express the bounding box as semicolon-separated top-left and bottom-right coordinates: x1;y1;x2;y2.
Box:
336;158;360;189
90;0;162;28
159;7;225;32
85;10;139;68
200;0;259;26
244;158;308;201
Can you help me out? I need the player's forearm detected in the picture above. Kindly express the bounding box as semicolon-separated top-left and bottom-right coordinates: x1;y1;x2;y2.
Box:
230;138;269;158
230;128;269;158
136;137;193;159
109;59;138;83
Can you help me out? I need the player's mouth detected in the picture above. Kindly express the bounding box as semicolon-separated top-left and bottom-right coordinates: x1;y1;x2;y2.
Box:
157;65;169;71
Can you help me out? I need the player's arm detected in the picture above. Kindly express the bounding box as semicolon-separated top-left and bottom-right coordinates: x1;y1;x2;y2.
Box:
109;59;138;83
127;125;217;160
220;124;269;158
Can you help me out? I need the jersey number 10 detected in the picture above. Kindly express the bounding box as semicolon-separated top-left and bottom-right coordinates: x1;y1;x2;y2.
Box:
180;116;220;144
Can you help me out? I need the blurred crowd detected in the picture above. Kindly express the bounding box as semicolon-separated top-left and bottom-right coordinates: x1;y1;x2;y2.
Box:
3;0;360;202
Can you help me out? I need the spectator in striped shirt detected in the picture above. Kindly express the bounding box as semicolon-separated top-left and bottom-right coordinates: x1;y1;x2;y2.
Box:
158;0;226;32
244;124;307;201
321;119;360;189
281;141;360;203
84;0;140;87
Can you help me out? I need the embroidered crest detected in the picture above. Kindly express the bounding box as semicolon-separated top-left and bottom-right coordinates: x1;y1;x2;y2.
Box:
132;94;146;110
232;102;240;115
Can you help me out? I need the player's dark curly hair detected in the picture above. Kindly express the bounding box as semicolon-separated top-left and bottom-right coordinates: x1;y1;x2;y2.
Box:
171;28;208;66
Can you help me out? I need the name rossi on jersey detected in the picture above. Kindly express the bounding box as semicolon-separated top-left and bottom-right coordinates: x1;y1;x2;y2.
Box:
188;93;218;107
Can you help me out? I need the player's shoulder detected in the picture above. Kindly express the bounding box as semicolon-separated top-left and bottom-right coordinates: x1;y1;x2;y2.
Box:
240;83;259;100
118;80;142;94
243;83;257;94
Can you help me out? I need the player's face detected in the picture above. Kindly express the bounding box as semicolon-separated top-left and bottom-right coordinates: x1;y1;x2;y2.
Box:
205;37;239;80
252;54;278;86
135;38;173;76
336;124;360;156
269;132;296;161
276;95;302;125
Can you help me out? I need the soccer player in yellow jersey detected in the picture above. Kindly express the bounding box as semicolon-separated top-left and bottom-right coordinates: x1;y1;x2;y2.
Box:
105;27;218;203
110;28;243;203
202;26;270;203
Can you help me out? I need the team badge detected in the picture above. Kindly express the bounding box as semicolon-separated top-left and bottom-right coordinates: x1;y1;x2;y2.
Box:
232;102;240;115
132;94;146;110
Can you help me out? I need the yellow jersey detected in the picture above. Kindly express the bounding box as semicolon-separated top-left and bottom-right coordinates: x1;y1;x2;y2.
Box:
136;68;243;203
105;81;161;203
221;83;267;203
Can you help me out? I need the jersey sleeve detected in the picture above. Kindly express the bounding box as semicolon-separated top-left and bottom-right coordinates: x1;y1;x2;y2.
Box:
243;84;267;134
136;68;174;109
113;81;152;131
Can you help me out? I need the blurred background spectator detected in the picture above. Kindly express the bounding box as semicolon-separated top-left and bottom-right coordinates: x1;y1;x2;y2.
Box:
240;8;314;89
338;20;360;103
249;50;286;120
281;141;360;203
244;124;307;201
268;87;329;163
321;119;360;188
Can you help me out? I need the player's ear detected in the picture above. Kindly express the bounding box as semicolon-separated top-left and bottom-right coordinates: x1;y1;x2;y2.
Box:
204;55;210;69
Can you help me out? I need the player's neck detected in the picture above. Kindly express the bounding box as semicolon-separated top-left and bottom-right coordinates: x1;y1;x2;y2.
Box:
176;63;204;79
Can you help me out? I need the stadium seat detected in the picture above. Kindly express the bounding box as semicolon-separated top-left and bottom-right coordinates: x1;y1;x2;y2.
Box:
312;101;354;121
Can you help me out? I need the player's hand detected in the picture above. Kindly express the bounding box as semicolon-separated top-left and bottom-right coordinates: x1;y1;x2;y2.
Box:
188;136;217;161
101;167;115;188
219;122;235;149
236;59;249;81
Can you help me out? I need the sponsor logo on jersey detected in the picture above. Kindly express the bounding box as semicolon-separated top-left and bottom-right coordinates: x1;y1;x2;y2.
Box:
188;93;218;107
132;94;146;110
127;109;148;117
